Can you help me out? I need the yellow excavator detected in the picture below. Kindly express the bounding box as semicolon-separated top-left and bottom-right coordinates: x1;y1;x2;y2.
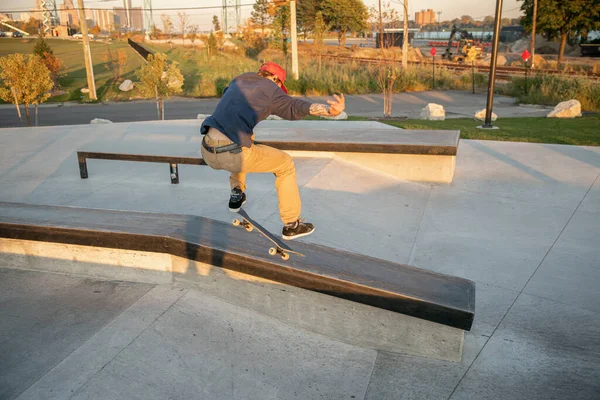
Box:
442;25;484;62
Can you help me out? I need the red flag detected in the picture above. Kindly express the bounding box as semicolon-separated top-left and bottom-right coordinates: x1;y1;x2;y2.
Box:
521;49;531;62
430;47;437;56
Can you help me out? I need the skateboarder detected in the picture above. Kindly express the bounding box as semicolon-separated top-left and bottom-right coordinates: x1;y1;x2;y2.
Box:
200;62;345;240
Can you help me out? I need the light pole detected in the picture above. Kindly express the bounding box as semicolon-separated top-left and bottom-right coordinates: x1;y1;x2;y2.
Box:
479;0;503;129
402;0;408;69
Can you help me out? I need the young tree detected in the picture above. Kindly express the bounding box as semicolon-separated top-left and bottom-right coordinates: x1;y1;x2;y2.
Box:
89;25;102;36
250;0;271;36
207;31;218;56
188;24;199;48
135;53;184;120
33;37;62;86
321;0;368;47
33;37;52;57
314;11;329;70
0;54;53;126
161;14;173;39
212;15;221;32
272;4;291;56
102;46;128;81
177;12;190;45
520;0;600;64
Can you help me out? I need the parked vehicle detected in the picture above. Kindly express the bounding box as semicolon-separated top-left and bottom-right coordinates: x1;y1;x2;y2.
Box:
73;32;94;39
12;31;23;38
0;32;6;37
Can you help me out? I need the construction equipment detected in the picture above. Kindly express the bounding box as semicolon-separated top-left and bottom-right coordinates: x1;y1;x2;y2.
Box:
442;25;484;62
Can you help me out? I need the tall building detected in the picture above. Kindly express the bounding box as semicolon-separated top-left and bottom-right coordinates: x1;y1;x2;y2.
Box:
94;9;115;31
114;6;143;30
60;0;79;27
130;7;143;30
415;9;436;26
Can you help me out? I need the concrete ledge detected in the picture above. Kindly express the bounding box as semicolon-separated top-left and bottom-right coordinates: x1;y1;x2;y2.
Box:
286;151;456;183
1;238;465;362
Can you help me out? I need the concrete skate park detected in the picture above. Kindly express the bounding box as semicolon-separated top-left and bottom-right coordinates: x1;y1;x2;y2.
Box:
1;117;599;400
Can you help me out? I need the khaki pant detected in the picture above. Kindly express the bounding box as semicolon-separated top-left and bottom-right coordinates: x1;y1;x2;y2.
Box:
201;128;301;224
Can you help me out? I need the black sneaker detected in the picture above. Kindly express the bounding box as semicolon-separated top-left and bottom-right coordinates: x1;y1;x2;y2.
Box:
282;219;315;240
229;187;246;212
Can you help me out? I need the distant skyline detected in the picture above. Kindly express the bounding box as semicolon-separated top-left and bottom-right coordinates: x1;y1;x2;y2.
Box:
0;0;523;31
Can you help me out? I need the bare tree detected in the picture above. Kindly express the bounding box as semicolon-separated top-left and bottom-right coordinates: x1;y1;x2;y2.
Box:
188;24;199;48
177;12;190;45
161;14;173;40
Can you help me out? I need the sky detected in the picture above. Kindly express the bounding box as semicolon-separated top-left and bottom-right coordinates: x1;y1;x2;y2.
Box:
1;0;524;31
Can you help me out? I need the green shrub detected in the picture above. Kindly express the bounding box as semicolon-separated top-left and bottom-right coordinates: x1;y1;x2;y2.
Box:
504;74;600;112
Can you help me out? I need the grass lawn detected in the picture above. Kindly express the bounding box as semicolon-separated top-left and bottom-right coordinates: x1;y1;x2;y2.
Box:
0;37;144;102
380;115;600;146
305;115;600;146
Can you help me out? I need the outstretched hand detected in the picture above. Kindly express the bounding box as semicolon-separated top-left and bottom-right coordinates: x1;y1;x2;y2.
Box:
328;93;345;116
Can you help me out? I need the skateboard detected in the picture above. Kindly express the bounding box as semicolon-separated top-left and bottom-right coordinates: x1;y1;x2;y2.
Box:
233;208;305;260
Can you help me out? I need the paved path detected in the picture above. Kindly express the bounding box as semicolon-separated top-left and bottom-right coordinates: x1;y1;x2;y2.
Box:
0;90;550;128
1;120;599;399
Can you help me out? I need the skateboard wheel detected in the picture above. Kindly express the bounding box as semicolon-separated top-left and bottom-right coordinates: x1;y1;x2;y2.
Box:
233;219;240;226
245;225;253;232
268;247;277;256
281;253;290;261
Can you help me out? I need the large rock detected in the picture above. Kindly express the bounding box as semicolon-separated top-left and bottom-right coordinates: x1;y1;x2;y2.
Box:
80;88;89;93
420;103;445;121
266;114;284;120
90;118;113;124
119;79;134;92
321;111;348;120
547;99;582;118
474;109;497;121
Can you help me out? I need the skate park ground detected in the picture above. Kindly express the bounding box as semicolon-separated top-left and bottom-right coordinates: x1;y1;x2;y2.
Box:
1;117;599;400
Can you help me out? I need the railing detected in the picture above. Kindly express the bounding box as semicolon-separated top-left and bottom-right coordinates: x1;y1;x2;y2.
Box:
127;38;154;61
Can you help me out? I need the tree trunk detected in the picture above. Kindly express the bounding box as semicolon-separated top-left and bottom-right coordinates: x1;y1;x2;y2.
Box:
339;31;347;47
35;104;38;127
12;88;22;125
558;31;567;66
160;98;165;120
24;104;31;126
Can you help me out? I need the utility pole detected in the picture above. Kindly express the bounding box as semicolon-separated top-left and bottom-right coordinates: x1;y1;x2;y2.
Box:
378;0;383;52
77;0;97;100
402;0;408;69
531;0;537;69
290;0;299;79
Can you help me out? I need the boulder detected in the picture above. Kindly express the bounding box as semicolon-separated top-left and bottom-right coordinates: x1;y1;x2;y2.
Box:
420;103;445;121
80;88;89;93
119;79;134;92
547;99;582;118
321;111;348;120
474;109;497;121
90;118;113;124
266;114;284;120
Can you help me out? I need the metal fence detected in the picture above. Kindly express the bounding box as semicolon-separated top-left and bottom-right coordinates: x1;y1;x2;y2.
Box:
127;39;154;61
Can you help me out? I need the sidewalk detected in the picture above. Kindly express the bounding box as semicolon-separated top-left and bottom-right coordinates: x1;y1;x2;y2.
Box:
0;90;551;128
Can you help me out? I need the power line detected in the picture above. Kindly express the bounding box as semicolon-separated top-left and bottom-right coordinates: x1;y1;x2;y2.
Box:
0;3;256;13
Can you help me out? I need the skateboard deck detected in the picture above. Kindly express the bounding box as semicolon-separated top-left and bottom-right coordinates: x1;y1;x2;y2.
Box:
233;208;305;260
